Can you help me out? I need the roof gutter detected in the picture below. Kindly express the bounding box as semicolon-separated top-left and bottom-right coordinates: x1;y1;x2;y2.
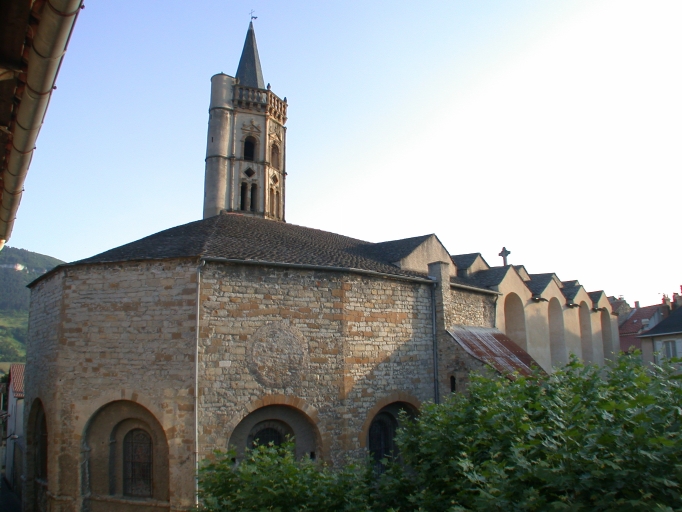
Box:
0;0;83;251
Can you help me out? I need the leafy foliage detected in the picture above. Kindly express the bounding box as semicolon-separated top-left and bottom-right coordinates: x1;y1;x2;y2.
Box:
198;354;682;511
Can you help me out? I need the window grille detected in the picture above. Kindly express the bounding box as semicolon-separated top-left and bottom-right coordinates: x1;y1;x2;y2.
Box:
123;429;153;497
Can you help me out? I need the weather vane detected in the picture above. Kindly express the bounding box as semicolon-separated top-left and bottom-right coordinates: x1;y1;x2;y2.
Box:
250;10;258;21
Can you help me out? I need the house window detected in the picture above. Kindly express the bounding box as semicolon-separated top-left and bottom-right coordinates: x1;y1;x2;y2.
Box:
244;136;256;161
654;339;682;364
123;429;153;497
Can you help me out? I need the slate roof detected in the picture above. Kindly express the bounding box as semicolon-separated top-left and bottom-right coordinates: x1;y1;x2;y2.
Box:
451;253;481;270
561;281;581;301
638;307;682;337
37;213;490;291
235;21;265;89
459;266;511;289
588;291;605;306
526;273;556;295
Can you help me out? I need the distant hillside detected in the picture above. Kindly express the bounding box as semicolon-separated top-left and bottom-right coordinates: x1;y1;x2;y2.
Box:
0;246;65;362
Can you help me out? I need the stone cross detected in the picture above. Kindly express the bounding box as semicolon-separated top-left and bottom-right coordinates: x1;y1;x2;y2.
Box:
499;247;511;266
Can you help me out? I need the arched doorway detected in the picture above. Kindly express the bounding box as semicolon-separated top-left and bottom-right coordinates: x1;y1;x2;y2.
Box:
229;405;321;460
82;400;169;509
366;402;417;472
548;298;567;367
504;293;527;351
579;302;593;362
601;309;614;360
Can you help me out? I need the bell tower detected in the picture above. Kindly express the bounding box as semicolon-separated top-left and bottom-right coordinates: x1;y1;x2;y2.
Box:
203;22;288;220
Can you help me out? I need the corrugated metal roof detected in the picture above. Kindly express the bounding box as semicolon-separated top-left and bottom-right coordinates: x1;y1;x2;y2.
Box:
10;363;24;398
448;326;540;377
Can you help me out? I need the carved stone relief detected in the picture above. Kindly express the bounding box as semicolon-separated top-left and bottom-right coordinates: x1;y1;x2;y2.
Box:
247;321;309;388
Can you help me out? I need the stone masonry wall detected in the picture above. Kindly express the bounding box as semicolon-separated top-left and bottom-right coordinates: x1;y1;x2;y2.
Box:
197;263;434;465
25;260;199;512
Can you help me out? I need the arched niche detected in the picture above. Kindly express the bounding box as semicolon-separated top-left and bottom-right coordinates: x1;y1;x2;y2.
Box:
366;401;417;472
548;298;567;367
82;400;169;508
271;143;280;169
601;309;614;360
24;399;49;512
579;302;594;362
504;293;527;351
228;404;321;461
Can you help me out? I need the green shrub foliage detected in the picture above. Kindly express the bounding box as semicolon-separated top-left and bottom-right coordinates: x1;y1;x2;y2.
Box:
198;354;682;511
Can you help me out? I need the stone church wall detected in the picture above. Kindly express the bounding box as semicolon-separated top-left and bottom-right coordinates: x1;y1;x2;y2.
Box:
197;262;435;465
24;260;199;511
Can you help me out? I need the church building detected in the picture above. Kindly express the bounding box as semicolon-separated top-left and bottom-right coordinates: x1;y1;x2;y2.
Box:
22;23;620;512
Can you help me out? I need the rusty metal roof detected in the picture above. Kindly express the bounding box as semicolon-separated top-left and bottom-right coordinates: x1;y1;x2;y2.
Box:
10;363;25;399
448;325;540;377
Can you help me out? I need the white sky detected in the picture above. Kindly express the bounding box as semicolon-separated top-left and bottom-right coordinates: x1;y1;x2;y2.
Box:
9;0;681;306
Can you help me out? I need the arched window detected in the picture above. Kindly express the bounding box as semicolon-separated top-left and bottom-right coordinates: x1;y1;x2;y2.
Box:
275;190;280;218
244;136;256;161
240;182;248;211
253;428;282;447
368;413;397;472
250;183;258;212
269;187;275;216
271;144;280;169
246;420;294;450
36;412;48;480
123;429;153;497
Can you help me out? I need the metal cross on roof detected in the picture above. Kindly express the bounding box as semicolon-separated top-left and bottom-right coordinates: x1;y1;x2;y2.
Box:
499;247;511;266
250;10;258;20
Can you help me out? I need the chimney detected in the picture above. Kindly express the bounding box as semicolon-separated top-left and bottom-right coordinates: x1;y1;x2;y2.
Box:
634;301;640;309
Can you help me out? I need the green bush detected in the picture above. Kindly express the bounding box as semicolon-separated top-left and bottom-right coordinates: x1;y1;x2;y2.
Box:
198;354;682;511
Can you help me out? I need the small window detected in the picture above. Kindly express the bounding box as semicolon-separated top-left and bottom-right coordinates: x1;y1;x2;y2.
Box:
269;187;275;216
244;136;256;161
450;376;457;393
275;190;280;218
271;144;280;169
244;168;255;178
250;183;258;212
123;429;153;497
240;182;248;211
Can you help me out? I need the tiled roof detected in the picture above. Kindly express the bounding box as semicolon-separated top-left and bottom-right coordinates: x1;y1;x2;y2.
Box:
35;214;493;291
451;253;480;270
448;326;540;378
10;363;24;399
639;307;682;337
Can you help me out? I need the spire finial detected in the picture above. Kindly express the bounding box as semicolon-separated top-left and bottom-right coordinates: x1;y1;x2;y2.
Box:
236;18;265;89
250;10;257;21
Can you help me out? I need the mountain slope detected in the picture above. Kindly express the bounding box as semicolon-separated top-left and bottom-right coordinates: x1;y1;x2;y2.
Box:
0;246;65;361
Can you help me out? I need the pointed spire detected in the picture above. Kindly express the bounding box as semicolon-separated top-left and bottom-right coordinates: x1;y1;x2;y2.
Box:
235;21;265;89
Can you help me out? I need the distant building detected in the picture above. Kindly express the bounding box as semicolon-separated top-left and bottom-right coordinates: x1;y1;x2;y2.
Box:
638;306;682;364
4;363;25;496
